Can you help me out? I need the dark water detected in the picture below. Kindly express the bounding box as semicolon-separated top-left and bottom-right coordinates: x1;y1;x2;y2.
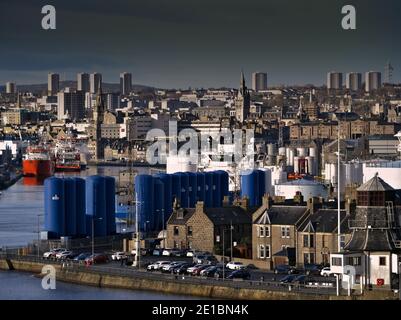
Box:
0;166;198;300
0;270;197;300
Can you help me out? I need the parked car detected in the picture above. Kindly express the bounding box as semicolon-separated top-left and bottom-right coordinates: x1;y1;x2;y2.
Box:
85;254;108;265
303;264;322;275
200;266;220;277
226;261;246;270
152;249;162;256
280;275;297;284
161;262;185;273
55;251;73;260
227;269;251;280
186;264;205;275
170;249;186;257
173;263;194;275
320;267;334;277
162;249;172;256
292;274;308;285
191;264;210;276
186;250;195;257
147;261;170;271
274;264;298;275
214;268;233;279
111;252;127;261
73;252;91;262
43;248;67;259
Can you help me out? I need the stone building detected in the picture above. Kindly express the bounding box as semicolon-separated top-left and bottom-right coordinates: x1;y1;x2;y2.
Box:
166;200;254;257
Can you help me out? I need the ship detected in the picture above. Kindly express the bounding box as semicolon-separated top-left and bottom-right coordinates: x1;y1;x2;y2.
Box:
54;141;82;172
22;145;55;177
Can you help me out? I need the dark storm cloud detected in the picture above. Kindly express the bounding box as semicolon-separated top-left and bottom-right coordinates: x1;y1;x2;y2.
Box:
0;0;400;87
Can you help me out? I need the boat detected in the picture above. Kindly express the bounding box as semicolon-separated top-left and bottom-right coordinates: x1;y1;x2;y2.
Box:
22;145;55;177
54;141;82;172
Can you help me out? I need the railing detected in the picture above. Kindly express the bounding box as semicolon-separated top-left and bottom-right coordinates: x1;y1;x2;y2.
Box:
0;252;337;296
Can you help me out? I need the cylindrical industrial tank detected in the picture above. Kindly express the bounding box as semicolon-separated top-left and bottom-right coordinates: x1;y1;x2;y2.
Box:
212;171;222;207
259;168;272;196
179;172;190;208
86;175;107;237
267;144;277;156
153;178;165;231
187;172;197;207
171;173;182;205
294;156;300;173
105;176;116;235
297;147;307;157
289;149;295;166
306;156;315;176
240;169;259;207
64;178;77;237
196;172;206;204
154;173;173;224
44;177;65;238
217;170;229;204
279;147;286;156
74;177;86;237
256;170;266;206
309;147;317;158
204;172;214;207
134;174;154;232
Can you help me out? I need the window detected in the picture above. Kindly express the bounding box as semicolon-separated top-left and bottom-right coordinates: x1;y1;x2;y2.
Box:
174;226;179;236
187;226;193;237
379;257;386;266
266;245;270;258
303;235;309;248
259;226;265;237
340;235;345;249
332;257;342;266
259;245;265;259
281;226;290;238
265;226;270;237
258;245;271;259
303;234;314;248
346;256;361;266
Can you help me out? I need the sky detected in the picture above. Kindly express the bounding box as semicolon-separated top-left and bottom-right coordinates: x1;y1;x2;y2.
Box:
0;0;400;88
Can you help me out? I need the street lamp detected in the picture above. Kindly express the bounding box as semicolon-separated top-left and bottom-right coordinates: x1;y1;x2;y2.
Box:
92;216;103;264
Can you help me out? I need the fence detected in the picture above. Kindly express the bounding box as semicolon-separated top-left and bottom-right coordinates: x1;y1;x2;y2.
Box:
0;252;337;296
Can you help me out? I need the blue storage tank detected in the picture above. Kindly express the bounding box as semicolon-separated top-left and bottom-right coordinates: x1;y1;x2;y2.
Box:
187;172;197;207
74;177;86;237
196;172;206;204
179;172;189;208
204;172;213;207
86;175;107;237
105;176;116;235
256;170;266;207
171;173;182;205
212;171;222;207
217;170;229;204
240;169;259;207
44;177;65;238
134;174;154;232
153;178;165;231
64;178;77;237
154;173;173;226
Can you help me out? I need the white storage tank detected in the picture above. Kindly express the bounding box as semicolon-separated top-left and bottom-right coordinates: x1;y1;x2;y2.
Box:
267;144;277;156
294;157;300;173
166;155;197;174
309;147;317;158
289;149;295;166
297;147;307;157
275;179;328;202
279;147;286;156
306;156;315;175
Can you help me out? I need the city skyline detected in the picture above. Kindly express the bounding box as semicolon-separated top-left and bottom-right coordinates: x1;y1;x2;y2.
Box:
0;0;400;87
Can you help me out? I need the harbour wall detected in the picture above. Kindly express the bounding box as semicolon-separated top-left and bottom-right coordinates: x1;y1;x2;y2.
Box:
0;258;397;300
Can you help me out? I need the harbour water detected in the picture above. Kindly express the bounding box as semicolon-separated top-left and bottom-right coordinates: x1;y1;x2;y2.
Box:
0;166;198;300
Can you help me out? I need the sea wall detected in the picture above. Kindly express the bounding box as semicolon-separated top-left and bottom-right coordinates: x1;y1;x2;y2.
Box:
0;258;397;300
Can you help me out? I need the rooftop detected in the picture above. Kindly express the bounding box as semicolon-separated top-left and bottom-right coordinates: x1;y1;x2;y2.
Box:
357;173;394;192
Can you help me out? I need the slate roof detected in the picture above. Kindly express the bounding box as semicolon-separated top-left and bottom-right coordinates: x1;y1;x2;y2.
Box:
357;174;394;192
167;208;195;225
254;206;308;226
298;209;349;233
345;229;398;251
